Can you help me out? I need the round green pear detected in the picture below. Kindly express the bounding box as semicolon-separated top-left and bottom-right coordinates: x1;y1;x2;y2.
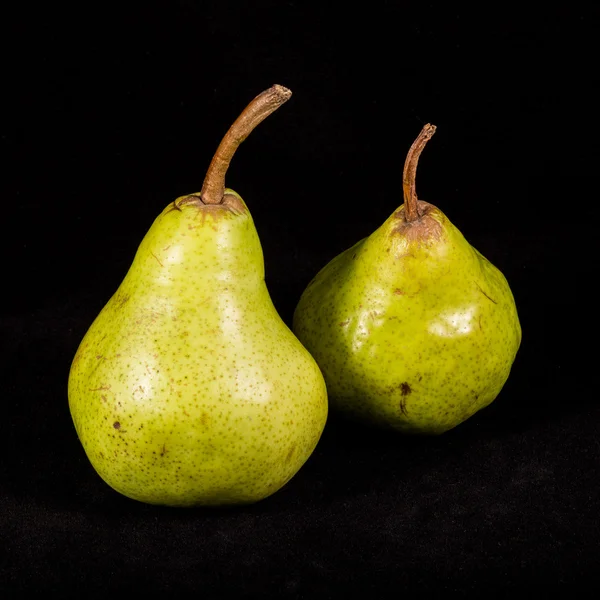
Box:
293;124;521;435
68;85;328;506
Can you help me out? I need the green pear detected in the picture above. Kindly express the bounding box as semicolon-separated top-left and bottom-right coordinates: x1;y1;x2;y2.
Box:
68;85;328;506
293;124;521;435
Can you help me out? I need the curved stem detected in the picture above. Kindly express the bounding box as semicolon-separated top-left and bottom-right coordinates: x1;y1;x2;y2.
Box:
200;84;292;204
402;123;436;222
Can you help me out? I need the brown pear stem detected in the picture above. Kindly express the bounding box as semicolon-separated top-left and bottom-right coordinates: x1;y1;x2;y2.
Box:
200;84;292;204
402;123;437;222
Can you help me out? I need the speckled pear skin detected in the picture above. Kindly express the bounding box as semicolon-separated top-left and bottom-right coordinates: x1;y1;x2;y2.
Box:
68;190;328;506
293;200;521;435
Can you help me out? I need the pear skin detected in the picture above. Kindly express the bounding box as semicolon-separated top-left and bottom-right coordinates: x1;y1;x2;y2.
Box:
68;86;328;506
293;124;521;435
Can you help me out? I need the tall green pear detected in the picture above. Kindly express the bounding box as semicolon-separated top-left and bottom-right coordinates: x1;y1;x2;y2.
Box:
293;124;521;435
68;85;328;506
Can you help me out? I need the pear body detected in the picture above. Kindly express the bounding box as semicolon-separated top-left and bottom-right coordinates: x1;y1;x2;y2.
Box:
293;201;521;434
68;191;328;506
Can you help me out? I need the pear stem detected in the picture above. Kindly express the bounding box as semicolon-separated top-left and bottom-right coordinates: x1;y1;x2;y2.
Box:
200;84;292;205
402;123;437;222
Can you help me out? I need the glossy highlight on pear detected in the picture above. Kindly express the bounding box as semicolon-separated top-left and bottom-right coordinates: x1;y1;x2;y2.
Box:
293;123;521;435
68;85;328;506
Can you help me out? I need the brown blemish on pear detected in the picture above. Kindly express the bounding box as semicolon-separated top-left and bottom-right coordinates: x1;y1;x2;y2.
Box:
475;282;498;304
89;385;111;392
114;293;130;308
150;252;163;267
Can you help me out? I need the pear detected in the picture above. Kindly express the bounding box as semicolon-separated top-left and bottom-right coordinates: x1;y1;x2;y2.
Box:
68;85;328;506
293;124;521;435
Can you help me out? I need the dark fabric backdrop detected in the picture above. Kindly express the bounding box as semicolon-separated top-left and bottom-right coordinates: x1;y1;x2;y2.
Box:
1;2;598;597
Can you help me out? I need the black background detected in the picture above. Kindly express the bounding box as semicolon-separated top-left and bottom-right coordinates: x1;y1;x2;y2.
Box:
1;2;599;597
